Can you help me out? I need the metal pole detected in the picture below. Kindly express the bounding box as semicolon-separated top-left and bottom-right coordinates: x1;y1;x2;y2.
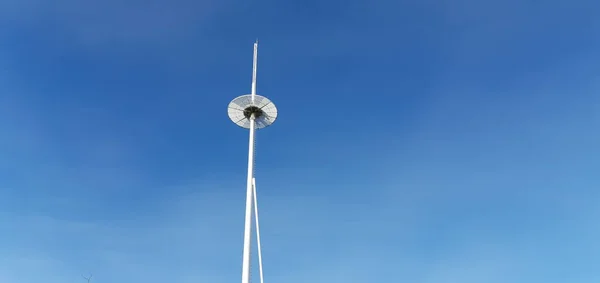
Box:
241;114;256;283
253;177;264;283
251;40;258;103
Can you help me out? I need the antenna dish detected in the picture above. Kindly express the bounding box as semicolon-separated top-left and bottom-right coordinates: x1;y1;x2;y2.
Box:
228;94;278;129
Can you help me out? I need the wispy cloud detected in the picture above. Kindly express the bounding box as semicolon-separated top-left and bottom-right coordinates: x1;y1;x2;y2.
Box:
0;0;227;49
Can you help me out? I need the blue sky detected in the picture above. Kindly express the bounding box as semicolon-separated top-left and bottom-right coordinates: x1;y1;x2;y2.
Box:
0;0;599;282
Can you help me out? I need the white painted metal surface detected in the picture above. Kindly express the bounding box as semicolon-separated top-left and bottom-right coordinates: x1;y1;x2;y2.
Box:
253;178;264;283
228;40;276;283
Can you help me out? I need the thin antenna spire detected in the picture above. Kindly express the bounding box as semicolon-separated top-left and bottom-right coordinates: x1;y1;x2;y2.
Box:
251;40;258;102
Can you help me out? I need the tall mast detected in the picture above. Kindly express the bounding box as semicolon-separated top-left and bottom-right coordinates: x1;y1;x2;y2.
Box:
227;40;278;283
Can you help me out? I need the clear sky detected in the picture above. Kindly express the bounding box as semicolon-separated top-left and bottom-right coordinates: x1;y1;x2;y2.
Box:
0;0;599;282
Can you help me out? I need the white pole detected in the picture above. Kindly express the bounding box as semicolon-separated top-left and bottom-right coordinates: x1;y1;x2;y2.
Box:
251;40;258;103
241;115;256;283
252;177;265;283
